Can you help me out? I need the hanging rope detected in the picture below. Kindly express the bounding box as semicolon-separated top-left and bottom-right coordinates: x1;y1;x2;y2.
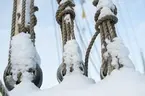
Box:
93;0;123;79
4;0;42;91
84;31;99;76
56;0;87;82
75;19;100;75
79;2;101;76
30;0;38;44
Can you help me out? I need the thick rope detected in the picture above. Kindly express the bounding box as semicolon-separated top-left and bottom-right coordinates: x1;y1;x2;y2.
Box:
56;1;76;76
11;0;17;38
4;0;42;91
0;81;9;96
30;0;36;44
84;31;99;76
93;1;119;79
56;0;87;82
19;0;26;32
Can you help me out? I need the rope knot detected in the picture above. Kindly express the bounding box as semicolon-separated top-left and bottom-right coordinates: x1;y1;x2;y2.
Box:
95;7;118;31
56;0;75;24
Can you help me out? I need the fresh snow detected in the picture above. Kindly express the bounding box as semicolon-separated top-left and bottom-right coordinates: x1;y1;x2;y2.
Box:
6;37;145;96
96;0;116;21
10;80;40;96
98;6;115;20
104;38;135;69
9;68;145;96
64;14;72;24
97;0;115;11
10;32;40;81
63;40;83;74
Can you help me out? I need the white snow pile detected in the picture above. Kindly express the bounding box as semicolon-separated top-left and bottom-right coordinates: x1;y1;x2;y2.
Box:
10;68;144;96
63;40;83;74
9;38;145;96
10;32;40;81
10;80;40;96
97;0;115;11
104;38;135;69
64;13;71;24
98;7;115;20
96;0;116;20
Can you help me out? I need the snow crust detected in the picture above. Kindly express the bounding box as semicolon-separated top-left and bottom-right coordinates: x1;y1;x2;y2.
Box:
104;38;134;69
63;40;83;74
10;80;40;96
96;0;116;20
97;0;115;11
10;68;145;96
64;14;71;24
10;32;40;81
98;7;115;20
60;0;74;5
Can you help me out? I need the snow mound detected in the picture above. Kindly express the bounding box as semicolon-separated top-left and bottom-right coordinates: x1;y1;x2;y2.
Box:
10;32;40;81
104;38;134;69
20;68;145;96
10;80;40;96
63;40;83;74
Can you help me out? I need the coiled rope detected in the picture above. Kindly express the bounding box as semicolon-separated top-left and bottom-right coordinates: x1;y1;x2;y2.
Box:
4;0;42;91
93;0;122;79
56;0;87;82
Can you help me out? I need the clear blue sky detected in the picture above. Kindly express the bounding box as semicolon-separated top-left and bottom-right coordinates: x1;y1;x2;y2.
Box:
0;0;145;89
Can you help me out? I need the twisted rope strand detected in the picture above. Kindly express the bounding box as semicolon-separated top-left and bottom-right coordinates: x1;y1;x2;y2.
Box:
84;31;99;76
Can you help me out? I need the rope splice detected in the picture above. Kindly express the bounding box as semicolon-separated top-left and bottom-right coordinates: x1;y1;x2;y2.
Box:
56;0;87;82
3;0;43;91
93;0;123;79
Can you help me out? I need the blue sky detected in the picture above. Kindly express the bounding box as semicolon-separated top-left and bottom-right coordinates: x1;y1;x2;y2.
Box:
0;0;145;89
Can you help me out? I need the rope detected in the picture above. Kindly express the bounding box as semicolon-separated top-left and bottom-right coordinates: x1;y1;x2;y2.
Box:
75;19;100;75
30;0;36;44
11;0;17;38
56;0;75;45
84;31;99;76
4;0;43;91
93;1;120;79
0;81;9;96
20;0;26;32
56;0;87;82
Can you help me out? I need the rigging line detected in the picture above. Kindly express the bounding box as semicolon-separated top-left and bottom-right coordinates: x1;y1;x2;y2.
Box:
75;19;100;75
51;0;61;63
140;50;145;73
81;5;101;62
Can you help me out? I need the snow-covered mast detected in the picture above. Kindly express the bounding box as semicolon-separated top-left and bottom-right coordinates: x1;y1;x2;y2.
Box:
3;0;43;91
93;0;134;79
56;0;87;82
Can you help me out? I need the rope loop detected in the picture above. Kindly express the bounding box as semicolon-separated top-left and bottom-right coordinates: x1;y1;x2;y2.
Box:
56;0;75;24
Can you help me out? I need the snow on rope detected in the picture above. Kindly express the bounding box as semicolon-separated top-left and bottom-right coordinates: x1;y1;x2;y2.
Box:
63;40;83;74
104;38;135;69
96;0;117;21
10;32;40;81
